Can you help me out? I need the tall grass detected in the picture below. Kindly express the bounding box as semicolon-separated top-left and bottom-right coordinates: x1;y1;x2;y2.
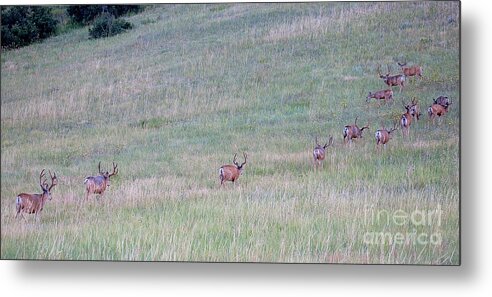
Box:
1;2;459;264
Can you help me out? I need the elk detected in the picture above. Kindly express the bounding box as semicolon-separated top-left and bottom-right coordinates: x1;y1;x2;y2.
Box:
366;89;394;105
400;100;416;137
219;153;247;186
428;98;452;124
397;62;423;79
378;64;406;93
84;162;118;200
375;122;398;151
15;169;58;222
313;136;333;169
343;117;369;144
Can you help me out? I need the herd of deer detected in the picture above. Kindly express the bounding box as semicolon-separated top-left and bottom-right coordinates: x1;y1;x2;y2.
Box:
13;62;454;222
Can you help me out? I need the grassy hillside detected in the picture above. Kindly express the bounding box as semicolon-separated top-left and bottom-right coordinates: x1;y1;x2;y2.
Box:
1;2;459;264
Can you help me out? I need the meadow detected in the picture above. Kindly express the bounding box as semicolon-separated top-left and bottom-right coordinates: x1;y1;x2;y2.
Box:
1;2;460;264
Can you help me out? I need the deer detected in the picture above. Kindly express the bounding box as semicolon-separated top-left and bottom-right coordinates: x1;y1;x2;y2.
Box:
15;169;58;222
375;122;398;151
434;95;451;107
378;64;406;93
84;162;118;200
400;100;417;137
343;117;369;144
409;97;422;121
366;89;394;105
428;97;452;124
219;153;247;186
313;136;333;169
397;62;423;80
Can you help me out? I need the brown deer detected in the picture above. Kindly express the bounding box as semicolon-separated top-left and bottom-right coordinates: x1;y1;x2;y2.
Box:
343;117;369;144
15;169;58;222
428;98;452;124
400;100;416;137
313;136;333;169
375;122;398;151
84;162;118;200
409;97;422;121
219;153;247;186
366;89;394;105
378;65;406;93
397;62;423;79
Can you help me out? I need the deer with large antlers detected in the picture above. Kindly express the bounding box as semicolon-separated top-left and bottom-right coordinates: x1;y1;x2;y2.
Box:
400;100;417;137
313;136;333;169
366;89;394;105
398;62;423;80
378;64;406;93
375;122;398;151
84;162;118;200
343;117;369;144
219;153;247;186
15;169;58;222
428;97;452;124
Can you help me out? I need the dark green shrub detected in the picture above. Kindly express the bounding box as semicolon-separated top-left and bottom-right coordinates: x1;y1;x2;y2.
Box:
67;5;142;25
88;12;132;39
1;6;58;49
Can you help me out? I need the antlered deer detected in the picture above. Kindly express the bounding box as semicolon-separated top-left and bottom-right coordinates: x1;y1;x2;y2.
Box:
343;117;369;144
409;97;422;121
375;122;398;151
378;65;406;93
400;100;417;137
366;89;394;105
397;62;423;79
84;162;118;200
219;153;247;186
313;136;333;169
428;97;452;124
15;169;57;222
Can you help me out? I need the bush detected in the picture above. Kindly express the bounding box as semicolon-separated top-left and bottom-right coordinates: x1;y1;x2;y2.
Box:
88;12;132;39
1;6;58;49
67;5;142;25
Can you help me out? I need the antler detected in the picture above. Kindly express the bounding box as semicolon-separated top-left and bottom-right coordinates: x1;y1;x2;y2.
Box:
324;135;334;148
386;64;391;75
354;116;358;126
377;64;382;77
39;169;47;190
240;152;247;167
48;170;57;191
232;153;239;167
109;162;118;177
98;161;103;174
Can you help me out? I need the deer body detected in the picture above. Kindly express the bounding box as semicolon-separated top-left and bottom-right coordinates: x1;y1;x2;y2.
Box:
219;153;247;186
313;136;333;168
381;74;406;93
398;62;423;79
343;117;369;144
400;101;416;137
15;169;57;222
428;102;451;124
375;123;398;151
366;89;393;104
378;65;406;93
84;162;118;200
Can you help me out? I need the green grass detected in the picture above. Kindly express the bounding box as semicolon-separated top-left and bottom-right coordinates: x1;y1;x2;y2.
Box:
1;2;459;264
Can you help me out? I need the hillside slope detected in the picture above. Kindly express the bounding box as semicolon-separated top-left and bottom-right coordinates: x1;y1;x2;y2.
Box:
1;3;459;263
